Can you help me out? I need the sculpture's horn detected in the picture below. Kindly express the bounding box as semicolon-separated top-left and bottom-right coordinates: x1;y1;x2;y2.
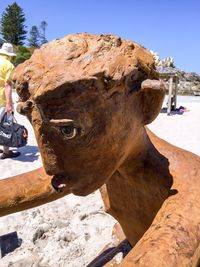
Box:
0;167;70;217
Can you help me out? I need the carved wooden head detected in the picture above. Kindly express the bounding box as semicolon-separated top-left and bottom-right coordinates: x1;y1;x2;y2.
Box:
13;33;165;196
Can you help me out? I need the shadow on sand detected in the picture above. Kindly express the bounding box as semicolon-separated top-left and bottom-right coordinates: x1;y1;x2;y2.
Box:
160;107;185;115
12;145;40;162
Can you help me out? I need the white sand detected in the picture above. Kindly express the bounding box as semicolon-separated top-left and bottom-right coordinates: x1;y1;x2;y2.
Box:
0;94;200;267
150;96;200;156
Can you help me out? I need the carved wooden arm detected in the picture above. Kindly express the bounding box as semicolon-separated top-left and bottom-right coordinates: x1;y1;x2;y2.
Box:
0;167;70;217
120;191;200;267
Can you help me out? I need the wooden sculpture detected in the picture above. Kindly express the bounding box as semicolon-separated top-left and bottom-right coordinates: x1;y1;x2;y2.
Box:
0;33;200;266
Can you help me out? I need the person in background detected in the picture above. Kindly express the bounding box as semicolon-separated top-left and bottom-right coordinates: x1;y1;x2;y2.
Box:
0;42;21;159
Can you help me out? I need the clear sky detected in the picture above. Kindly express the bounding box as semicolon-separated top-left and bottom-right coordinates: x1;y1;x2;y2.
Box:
0;0;200;74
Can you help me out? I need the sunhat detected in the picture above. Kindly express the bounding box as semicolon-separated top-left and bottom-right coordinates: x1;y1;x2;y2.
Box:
0;43;16;57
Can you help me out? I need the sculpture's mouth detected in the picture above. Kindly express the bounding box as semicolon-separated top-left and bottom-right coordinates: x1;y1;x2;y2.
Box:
51;174;72;193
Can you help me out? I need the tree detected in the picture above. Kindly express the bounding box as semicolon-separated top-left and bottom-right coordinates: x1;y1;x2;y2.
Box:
0;2;27;45
39;20;48;45
12;45;32;66
28;25;39;47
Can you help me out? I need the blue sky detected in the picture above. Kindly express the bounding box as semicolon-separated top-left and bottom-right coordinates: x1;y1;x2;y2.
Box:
0;0;200;74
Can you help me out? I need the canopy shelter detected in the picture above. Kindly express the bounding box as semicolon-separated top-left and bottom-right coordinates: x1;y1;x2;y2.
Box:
159;70;180;115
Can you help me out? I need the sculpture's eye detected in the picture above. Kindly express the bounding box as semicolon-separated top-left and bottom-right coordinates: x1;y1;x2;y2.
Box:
49;119;81;139
60;126;77;139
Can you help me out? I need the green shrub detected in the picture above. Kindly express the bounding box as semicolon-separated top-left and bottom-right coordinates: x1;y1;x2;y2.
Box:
12;45;33;66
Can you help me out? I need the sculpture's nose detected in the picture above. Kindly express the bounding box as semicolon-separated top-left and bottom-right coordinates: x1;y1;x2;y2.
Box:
43;159;62;177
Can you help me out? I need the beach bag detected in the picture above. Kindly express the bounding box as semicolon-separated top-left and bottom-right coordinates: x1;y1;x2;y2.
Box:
0;113;28;147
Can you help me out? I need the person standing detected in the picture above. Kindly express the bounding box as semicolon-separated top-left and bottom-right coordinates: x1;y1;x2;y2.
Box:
0;43;21;159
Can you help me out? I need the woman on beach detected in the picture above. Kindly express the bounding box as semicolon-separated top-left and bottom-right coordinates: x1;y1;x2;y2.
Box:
0;42;21;159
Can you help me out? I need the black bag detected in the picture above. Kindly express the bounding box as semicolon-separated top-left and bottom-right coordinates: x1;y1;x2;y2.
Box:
0;113;28;147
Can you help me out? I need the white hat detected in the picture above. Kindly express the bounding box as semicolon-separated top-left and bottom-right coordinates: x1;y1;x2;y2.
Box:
0;43;16;57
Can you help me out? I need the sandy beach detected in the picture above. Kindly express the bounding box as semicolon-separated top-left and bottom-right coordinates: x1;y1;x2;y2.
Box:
0;93;200;267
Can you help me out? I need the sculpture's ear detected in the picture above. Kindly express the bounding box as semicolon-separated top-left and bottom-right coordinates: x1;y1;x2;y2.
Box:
139;79;165;125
